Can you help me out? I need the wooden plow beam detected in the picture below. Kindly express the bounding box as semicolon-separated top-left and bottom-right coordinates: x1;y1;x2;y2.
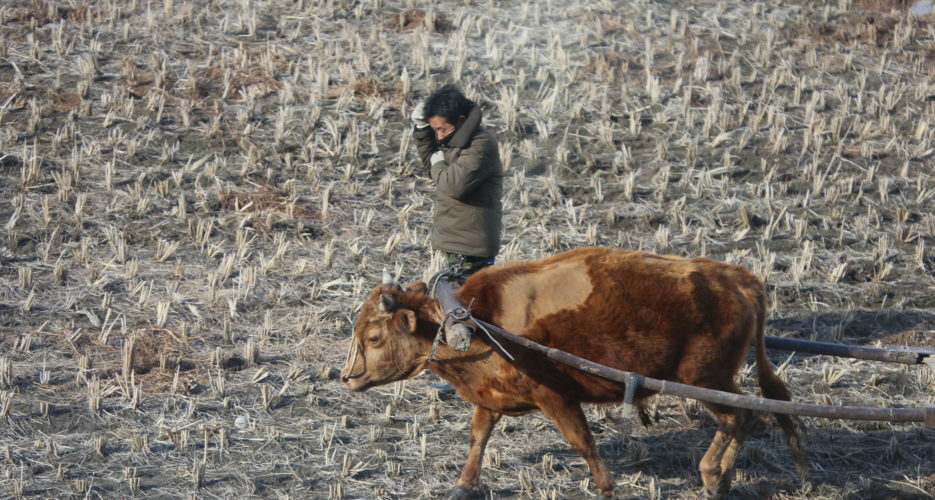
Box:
433;278;935;428
764;335;935;367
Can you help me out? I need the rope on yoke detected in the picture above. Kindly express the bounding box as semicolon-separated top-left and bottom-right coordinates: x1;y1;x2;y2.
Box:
473;318;515;361
428;304;479;361
429;308;516;362
428;275;515;362
428;320;445;362
430;275;515;362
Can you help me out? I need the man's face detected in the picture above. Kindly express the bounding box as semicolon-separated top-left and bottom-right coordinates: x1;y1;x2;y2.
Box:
428;115;465;141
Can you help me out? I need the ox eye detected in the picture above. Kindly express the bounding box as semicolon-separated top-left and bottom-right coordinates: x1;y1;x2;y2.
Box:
367;335;380;344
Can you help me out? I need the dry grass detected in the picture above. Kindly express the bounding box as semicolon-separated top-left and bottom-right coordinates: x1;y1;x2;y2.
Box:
0;0;933;498
385;8;455;34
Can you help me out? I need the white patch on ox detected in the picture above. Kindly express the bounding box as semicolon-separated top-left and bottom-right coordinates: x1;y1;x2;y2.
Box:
495;261;593;335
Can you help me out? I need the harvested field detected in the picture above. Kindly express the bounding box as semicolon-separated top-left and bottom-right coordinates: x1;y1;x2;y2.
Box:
0;0;933;498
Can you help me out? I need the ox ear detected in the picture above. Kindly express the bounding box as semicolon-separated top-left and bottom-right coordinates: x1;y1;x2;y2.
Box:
405;282;428;295
397;309;417;334
378;293;397;313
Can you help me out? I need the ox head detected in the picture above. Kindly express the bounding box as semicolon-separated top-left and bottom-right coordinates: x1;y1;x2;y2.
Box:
340;277;432;392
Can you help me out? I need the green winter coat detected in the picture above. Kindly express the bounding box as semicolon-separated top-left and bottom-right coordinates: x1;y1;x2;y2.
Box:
414;106;503;257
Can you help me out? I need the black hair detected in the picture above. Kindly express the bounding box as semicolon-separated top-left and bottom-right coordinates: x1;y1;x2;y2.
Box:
423;84;475;124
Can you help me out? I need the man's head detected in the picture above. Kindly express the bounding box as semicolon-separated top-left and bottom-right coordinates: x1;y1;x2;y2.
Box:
424;84;474;141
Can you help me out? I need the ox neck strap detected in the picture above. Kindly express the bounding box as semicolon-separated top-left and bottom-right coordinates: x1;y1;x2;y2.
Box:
428;322;445;362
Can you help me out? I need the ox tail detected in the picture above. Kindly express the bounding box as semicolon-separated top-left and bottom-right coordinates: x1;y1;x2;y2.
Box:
752;292;809;476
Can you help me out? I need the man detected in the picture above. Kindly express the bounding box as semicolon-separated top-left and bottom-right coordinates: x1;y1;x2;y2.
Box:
411;84;503;279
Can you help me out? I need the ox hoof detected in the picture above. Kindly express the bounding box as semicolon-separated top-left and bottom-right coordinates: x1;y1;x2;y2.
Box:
446;485;484;499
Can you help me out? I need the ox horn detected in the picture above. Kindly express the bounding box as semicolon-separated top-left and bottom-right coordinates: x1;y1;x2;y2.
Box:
378;293;397;313
382;267;393;285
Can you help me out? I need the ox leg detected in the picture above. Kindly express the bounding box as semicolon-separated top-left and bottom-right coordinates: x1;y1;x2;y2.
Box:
698;405;748;499
716;409;750;484
540;402;614;497
451;406;501;498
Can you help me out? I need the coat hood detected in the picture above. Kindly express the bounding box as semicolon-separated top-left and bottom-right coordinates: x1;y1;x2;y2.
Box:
447;106;483;149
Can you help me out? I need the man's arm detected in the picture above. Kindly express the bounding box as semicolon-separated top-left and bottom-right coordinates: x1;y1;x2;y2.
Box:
413;125;439;171
432;135;498;200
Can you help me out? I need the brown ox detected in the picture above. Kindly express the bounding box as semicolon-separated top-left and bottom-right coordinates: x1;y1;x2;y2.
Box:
341;247;807;498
